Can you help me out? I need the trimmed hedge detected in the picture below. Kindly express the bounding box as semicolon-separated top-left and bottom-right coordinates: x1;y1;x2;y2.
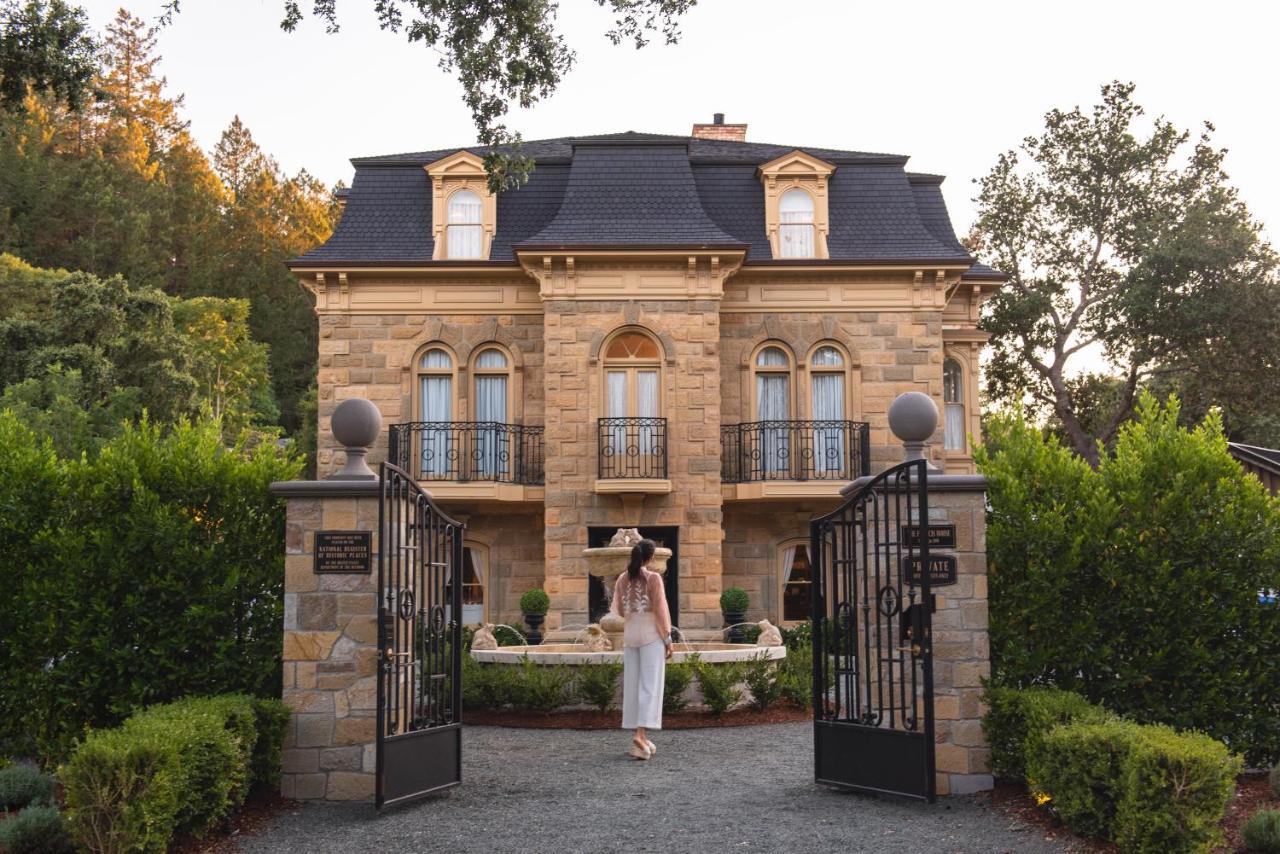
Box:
982;685;1108;781
60;694;289;853
991;687;1243;853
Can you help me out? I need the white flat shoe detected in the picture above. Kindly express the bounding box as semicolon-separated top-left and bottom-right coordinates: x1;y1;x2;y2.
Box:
629;742;650;760
645;740;656;756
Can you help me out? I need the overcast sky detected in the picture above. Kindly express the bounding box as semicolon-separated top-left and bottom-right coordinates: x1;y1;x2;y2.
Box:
80;0;1278;244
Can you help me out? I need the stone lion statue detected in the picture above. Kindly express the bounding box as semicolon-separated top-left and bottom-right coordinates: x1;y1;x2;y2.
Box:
755;619;783;647
581;624;613;652
607;527;644;547
471;623;498;650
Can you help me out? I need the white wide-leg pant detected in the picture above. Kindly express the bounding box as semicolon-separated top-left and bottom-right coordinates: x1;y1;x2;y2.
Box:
621;640;665;730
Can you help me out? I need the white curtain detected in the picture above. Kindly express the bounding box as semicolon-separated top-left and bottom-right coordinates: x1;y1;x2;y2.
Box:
757;373;790;474
944;358;965;451
945;404;965;451
780;545;797;588
447;189;484;259
474;375;507;478
607;370;627;460
419;375;452;477
779;188;815;259
811;373;846;475
637;370;658;455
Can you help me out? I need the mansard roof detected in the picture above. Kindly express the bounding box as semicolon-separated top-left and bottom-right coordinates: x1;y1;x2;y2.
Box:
293;131;994;270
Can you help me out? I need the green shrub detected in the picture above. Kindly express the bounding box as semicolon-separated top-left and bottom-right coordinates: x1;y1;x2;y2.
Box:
492;624;527;646
663;661;694;715
719;588;749;614
779;622;811;650
61;694;285;853
1244;810;1280;853
1114;725;1242;854
978;397;1280;766
0;804;75;854
743;654;782;712
776;643;812;707
461;655;501;710
575;663;622;713
508;658;574;713
1029;720;1145;839
0;764;55;811
982;685;1109;782
0;415;302;761
696;662;743;715
519;589;550;615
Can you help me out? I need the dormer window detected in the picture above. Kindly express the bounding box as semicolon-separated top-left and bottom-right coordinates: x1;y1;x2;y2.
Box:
779;189;816;258
447;189;484;259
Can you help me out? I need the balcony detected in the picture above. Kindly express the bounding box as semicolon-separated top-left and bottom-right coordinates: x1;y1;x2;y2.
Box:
387;422;544;502
720;420;871;500
595;417;671;494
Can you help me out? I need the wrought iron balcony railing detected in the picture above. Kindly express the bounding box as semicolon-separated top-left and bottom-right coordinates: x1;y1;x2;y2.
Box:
388;422;544;485
598;417;668;479
720;420;871;483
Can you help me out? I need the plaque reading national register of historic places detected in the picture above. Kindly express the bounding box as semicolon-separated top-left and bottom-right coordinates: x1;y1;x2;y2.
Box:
314;530;372;574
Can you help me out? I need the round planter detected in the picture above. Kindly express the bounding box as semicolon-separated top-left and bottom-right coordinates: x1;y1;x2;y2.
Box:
523;612;546;646
722;610;748;644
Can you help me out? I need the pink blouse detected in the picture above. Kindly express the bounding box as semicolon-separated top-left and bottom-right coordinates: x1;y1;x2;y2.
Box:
610;568;673;648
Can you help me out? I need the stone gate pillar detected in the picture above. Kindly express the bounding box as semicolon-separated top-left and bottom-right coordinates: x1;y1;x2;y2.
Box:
269;399;384;802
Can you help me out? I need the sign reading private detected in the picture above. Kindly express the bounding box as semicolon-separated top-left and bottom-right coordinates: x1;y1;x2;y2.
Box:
314;531;372;574
901;524;957;549
901;554;958;587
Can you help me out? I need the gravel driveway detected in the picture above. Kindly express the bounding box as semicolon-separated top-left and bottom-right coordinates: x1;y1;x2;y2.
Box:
238;723;1066;854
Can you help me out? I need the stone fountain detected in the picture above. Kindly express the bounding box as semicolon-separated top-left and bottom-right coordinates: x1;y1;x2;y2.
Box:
585;528;673;651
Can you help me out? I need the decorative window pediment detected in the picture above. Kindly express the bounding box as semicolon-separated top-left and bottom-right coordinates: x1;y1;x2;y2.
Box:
425;151;497;261
758;150;836;260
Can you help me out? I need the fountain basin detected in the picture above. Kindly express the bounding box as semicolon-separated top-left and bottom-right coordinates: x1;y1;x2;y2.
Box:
583;544;672;578
471;643;785;666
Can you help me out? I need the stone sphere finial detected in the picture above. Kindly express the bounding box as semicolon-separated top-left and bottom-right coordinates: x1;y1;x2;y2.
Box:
329;398;382;480
888;391;939;467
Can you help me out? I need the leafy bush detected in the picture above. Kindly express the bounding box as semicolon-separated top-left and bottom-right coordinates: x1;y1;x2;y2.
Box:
1244;810;1280;853
776;643;812;707
575;663;622;713
695;662;744;715
519;588;550;615
743;654;782;712
0;764;55;811
779;622;811;650
1029;720;1145;838
492;624;527;646
662;661;694;715
978;396;1280;766
0;415;302;761
982;685;1108;782
461;655;504;710
61;694;286;853
1114;725;1242;854
719;587;749;614
507;658;574;713
0;804;75;854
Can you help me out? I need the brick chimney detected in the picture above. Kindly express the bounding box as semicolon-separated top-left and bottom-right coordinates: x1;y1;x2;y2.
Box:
692;112;747;142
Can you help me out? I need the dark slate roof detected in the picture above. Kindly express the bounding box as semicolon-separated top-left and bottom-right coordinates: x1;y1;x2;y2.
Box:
294;131;996;269
519;143;742;248
1229;443;1280;476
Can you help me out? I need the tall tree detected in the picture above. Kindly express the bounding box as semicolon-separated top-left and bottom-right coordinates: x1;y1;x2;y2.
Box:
163;0;696;190
0;0;98;111
972;82;1280;464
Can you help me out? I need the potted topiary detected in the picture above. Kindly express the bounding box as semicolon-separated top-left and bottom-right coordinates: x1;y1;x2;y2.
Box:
720;587;750;643
519;588;551;645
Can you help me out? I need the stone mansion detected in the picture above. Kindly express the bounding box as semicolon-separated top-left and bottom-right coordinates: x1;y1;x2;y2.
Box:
290;115;1004;634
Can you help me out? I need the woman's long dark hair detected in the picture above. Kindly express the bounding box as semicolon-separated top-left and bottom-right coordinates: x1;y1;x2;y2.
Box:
626;539;657;581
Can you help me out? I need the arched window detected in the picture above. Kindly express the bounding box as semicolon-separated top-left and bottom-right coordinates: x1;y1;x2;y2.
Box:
778;188;815;258
446;542;487;625
603;329;663;470
944;357;965;452
417;347;455;477
446;189;484;259
778;539;813;623
809;344;849;476
753;344;793;474
472;347;511;478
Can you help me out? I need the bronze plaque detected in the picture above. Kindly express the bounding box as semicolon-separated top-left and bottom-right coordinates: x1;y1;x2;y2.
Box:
901;523;957;549
315;530;372;574
901;554;958;587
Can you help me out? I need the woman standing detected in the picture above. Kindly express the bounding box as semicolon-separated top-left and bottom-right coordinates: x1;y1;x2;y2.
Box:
611;538;672;759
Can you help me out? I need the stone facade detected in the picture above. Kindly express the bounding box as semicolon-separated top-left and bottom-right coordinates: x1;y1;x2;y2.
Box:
278;487;381;802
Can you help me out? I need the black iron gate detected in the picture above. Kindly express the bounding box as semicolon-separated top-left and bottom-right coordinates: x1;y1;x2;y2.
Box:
376;463;465;809
810;459;935;801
